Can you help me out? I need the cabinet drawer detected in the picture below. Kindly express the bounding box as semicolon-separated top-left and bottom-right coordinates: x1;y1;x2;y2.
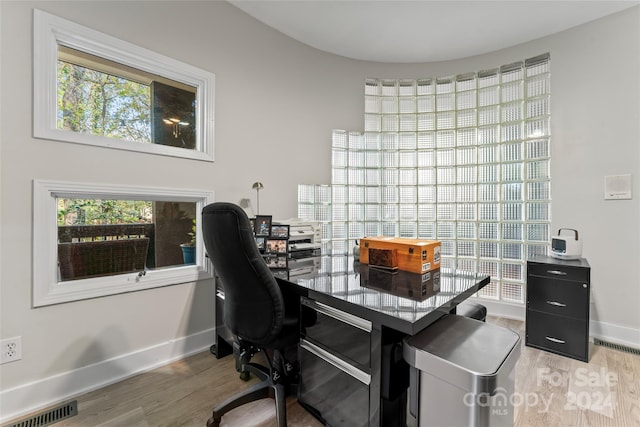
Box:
527;275;589;320
527;261;589;282
526;310;588;361
299;340;370;427
302;298;371;369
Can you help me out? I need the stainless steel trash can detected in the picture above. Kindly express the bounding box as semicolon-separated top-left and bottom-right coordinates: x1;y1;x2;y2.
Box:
403;315;521;427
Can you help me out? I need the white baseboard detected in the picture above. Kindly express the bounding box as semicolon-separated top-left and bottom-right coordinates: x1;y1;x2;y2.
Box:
479;300;640;350
0;328;215;424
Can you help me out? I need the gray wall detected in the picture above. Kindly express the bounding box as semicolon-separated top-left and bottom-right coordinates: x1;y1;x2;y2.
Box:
1;0;638;417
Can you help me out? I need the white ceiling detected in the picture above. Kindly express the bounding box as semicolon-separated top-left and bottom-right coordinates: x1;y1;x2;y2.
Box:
229;0;639;63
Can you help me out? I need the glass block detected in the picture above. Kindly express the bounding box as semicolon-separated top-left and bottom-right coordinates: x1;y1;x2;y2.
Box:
399;151;417;167
437;184;455;202
365;204;381;220
297;204;314;221
348;150;364;167
316;185;331;204
502;203;523;221
332;203;347;221
418;186;436;203
364;221;381;236
457;109;477;128
332;221;347;239
478;260;499;277
399;79;416;96
417;222;436;239
526;74;549;97
331;239;348;256
382;115;399;132
437;203;455;220
526;202;550;221
457;222;476;239
365;186;381;203
477;281;499;300
437;221;455;238
381;150;398;168
436;93;455;111
478;145;498;164
320;222;332;240
440;256;456;270
501;101;522;123
365;132;381;150
502;162;522;182
365;169;381;186
382;132;398;150
439;240;455;256
500;243;522;260
417;96;435;113
456;128;475;146
417;113;435;131
479;222;499;240
528;181;550;200
417;150;435;168
437;149;455;166
527;223;549;242
526;58;549;76
502;263;523;281
348;132;365;149
479;203;498;221
347;185;363;204
526;97;549;119
436;77;454;93
349;222;364;239
418;168;436;185
332;148;347;168
399;222;417;237
457;241;476;257
526;244;549;258
418;204;436;221
478;126;499;144
478;164;499;183
399;186;417;203
315;204;331;222
382;169;398;186
381;79;398;96
479;241;499;259
527;159;550;180
348;168;365;185
501;122;522;142
526;118;549;138
502;182;523;201
365;78;380;96
382;186;398;203
526;138;550;159
417;78;434;95
399;169;417;185
365;95;380;113
332;168;347;185
417;132;436;149
332;129;348;148
456;90;476;110
457;203;476;220
298;184;315;203
382;204;398;221
365;151;381;168
502;142;523;162
501;81;523;102
381;222;399;236
478;70;499;88
478;183;498;202
457;166;477;184
501;282;523;303
502;223;523;240
348;204;364;221
436;111;455;129
456;147;476;165
399;96;416;113
478;106;499;125
478;86;499;106
364;114;381;132
398;133;417;150
501;65;523;82
381;97;398;114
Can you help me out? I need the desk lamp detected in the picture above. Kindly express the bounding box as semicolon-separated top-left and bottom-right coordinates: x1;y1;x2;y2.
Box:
252;182;264;214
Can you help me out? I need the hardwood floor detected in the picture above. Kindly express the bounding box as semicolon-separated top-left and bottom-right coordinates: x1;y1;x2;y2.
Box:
5;316;639;427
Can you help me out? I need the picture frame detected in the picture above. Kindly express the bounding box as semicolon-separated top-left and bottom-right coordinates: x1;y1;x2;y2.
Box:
265;254;288;269
254;215;272;237
271;224;290;239
266;238;288;254
255;236;265;252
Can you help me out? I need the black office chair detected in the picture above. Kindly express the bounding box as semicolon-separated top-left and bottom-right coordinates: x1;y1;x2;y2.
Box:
202;202;300;427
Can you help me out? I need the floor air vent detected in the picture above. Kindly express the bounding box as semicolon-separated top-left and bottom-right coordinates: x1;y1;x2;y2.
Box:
7;400;77;427
594;338;640;356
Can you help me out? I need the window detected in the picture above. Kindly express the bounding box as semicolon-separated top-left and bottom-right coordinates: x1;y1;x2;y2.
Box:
298;54;551;305
33;9;215;161
33;180;214;306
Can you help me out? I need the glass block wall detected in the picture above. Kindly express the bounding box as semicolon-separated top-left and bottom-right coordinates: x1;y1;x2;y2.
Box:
298;54;551;304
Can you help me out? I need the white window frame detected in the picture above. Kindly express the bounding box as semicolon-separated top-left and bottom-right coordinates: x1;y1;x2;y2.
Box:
33;9;215;162
33;179;214;307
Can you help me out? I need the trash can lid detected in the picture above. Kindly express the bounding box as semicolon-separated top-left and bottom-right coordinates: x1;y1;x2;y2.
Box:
404;315;520;385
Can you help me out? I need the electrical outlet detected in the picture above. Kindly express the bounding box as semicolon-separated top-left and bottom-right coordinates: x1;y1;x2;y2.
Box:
0;336;22;364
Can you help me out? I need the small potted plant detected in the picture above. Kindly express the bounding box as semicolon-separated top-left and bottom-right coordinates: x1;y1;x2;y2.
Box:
180;219;196;265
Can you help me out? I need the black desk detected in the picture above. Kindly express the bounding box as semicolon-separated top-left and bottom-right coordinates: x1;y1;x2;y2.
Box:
279;255;489;427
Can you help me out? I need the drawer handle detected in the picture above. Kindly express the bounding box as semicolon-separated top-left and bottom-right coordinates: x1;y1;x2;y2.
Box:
301;339;371;385
545;336;566;344
547;270;567;276
545;300;566;307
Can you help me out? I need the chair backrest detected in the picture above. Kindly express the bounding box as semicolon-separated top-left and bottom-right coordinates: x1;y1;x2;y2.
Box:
202;202;285;347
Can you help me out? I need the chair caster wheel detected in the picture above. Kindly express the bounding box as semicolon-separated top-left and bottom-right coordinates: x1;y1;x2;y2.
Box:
239;370;250;381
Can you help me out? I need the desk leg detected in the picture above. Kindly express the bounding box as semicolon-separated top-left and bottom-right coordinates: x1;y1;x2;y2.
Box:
369;325;381;427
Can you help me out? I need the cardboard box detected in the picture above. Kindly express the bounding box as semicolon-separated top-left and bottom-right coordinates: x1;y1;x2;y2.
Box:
360;236;441;274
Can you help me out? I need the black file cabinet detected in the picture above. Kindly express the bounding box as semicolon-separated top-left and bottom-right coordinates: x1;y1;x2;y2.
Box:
525;255;590;362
